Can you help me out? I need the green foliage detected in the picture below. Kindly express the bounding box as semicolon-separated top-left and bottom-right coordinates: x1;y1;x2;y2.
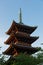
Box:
13;53;37;65
5;52;43;65
0;50;43;65
0;55;5;65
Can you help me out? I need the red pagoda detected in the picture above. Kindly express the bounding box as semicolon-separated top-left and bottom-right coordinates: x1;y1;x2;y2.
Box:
3;9;39;56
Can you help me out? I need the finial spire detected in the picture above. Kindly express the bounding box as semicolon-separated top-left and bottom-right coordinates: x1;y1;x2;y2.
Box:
19;8;23;24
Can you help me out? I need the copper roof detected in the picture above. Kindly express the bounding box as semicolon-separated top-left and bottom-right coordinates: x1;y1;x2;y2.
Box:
6;21;37;35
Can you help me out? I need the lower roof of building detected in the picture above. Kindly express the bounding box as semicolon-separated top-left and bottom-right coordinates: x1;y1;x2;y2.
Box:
3;44;39;55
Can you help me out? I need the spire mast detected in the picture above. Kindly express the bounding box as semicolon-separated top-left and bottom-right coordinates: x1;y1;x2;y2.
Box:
19;8;23;24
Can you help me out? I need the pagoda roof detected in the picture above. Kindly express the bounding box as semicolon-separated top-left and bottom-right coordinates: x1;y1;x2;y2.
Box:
13;44;39;54
4;32;39;45
4;33;16;44
6;21;37;35
3;45;16;55
3;44;39;55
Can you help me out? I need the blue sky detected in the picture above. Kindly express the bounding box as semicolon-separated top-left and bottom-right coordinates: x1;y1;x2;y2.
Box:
0;0;43;53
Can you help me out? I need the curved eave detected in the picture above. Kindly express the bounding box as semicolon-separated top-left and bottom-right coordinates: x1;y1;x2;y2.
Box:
4;33;15;44
5;31;39;44
3;45;16;55
28;36;39;43
6;21;16;35
30;26;37;34
13;44;39;54
15;32;39;44
6;20;37;35
16;36;39;44
3;44;39;55
16;22;37;34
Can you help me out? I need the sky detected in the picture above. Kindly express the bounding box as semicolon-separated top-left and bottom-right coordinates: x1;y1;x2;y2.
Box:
0;0;43;53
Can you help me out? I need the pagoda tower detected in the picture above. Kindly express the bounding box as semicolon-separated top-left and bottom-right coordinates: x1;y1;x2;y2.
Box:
3;9;39;56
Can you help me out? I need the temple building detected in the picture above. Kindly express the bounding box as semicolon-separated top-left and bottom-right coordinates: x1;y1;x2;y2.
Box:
3;9;39;56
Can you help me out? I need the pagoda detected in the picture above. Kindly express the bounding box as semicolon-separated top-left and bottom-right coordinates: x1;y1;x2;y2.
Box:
3;9;39;56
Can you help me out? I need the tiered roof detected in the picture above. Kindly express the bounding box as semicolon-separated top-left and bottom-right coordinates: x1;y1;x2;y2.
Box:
3;9;39;56
3;44;39;55
3;20;39;56
6;21;37;35
4;32;39;45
